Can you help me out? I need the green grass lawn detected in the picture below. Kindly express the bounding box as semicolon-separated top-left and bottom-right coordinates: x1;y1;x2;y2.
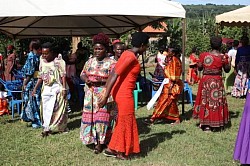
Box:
0;83;246;166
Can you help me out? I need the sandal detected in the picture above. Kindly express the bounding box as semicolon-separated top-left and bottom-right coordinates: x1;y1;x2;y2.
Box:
94;145;103;154
143;119;154;125
203;127;211;132
116;153;129;160
103;149;117;158
41;131;50;137
171;120;180;126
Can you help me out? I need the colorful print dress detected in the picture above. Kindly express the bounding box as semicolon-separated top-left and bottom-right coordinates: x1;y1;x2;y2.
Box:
80;57;116;145
153;51;167;78
39;55;68;132
20;51;41;128
231;45;250;97
193;52;230;127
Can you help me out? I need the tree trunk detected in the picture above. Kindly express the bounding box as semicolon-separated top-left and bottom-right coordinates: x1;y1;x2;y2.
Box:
72;37;81;53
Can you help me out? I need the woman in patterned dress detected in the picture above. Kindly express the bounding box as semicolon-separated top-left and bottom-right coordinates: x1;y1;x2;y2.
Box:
193;36;231;132
32;42;68;137
231;36;250;98
21;40;42;128
80;33;116;154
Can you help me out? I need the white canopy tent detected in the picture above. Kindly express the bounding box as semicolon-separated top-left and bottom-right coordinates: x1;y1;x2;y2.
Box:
0;0;185;39
0;0;187;113
216;5;250;27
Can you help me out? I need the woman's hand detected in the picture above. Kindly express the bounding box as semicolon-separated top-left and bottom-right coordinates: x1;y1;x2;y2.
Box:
22;84;26;91
222;54;229;64
97;88;108;108
31;89;36;96
85;77;92;86
234;69;238;75
98;96;108;108
62;90;67;100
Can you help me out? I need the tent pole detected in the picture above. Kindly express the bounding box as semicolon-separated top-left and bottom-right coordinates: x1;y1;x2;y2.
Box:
216;23;219;36
181;18;186;115
141;52;147;82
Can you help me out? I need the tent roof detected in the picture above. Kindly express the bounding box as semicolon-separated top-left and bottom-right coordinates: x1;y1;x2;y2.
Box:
215;5;250;26
0;0;185;38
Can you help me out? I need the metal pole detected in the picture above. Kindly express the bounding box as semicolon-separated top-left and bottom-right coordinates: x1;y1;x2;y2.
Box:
181;18;186;115
141;52;146;82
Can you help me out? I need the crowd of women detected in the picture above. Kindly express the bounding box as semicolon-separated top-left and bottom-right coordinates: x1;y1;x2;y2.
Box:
186;36;250;99
0;32;250;163
147;35;250;164
0;32;149;160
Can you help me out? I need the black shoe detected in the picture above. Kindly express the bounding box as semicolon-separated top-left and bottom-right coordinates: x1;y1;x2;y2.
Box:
94;145;103;154
143;119;154;125
103;149;117;158
41;131;50;137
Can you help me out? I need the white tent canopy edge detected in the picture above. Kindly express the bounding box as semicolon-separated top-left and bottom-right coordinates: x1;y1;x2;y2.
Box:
0;0;186;38
215;5;250;27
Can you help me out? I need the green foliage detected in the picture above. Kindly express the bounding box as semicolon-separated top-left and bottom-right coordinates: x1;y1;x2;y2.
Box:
219;27;244;40
0;32;13;57
184;4;245;18
184;4;246;56
166;19;182;49
145;5;246;57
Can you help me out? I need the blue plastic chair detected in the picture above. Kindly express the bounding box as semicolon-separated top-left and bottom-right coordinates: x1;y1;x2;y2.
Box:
183;81;193;106
133;82;142;110
149;78;163;98
0;78;23;118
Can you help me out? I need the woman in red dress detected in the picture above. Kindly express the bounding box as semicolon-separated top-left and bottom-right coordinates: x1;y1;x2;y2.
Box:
193;36;231;132
98;32;150;160
4;45;16;81
186;47;200;85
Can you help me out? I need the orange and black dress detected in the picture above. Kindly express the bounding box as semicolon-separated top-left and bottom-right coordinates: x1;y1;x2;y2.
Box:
109;50;140;156
151;55;183;122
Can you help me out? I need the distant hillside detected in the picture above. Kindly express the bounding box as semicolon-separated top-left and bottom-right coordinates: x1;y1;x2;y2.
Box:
183;4;245;18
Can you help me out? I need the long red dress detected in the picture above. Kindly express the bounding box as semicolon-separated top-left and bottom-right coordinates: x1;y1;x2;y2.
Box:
186;53;200;85
4;53;16;81
193;52;230;127
109;50;140;156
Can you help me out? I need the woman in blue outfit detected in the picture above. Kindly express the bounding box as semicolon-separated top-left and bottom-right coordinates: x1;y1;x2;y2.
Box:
21;40;42;128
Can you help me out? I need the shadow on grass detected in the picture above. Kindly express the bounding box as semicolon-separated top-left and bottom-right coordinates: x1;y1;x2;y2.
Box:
180;108;193;121
230;111;240;119
1;117;21;124
67;117;81;130
68;111;82;119
138;130;186;158
137;117;151;135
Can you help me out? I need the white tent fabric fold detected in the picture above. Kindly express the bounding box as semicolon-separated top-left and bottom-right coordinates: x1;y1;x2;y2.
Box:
0;0;186;38
215;5;250;27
